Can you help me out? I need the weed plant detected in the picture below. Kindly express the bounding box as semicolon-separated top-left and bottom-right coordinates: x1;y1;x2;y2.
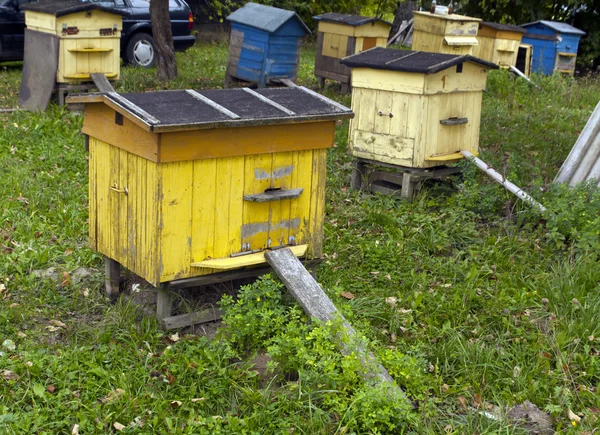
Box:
1;44;599;433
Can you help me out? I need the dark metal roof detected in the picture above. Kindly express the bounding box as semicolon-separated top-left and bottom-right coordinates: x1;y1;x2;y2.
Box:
481;21;525;33
226;2;310;34
22;0;128;17
520;20;585;35
73;88;353;132
313;13;392;27
340;47;498;74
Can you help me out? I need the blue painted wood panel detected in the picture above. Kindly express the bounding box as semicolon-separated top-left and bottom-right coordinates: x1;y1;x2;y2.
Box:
230;21;303;86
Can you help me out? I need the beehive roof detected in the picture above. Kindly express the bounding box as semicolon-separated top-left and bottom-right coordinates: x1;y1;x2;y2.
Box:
520;20;585;35
22;0;128;16
68;87;352;132
481;21;525;33
340;47;498;74
313;13;392;27
226;2;310;34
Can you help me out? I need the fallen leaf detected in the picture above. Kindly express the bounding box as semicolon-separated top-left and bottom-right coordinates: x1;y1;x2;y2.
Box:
0;283;5;293
49;320;67;328
45;325;60;332
441;383;449;393
170;400;182;407
1;369;19;381
568;409;581;423
168;333;180;343
397;308;412;314
191;398;205;403
17;331;26;338
457;396;467;411
9;303;18;308
72;424;79;435
100;388;125;404
61;272;71;287
390;333;396;343
113;422;125;431
46;384;56;394
82;288;90;297
513;366;521;378
340;291;355;300
64;248;73;256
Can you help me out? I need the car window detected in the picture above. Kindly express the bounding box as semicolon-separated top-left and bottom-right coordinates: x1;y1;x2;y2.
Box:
83;0;127;7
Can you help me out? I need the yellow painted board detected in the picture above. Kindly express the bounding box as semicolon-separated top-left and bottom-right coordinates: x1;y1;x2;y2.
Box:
55;10;122;33
352;68;426;94
191;245;308;270
227;156;245;256
269;152;295;248
190;158;217;276
158;161;194;282
426;150;478;161
144;156;160;286
290;150;313;246
308;149;326;258
373;90;393;135
87;137;97;250
241;153;272;252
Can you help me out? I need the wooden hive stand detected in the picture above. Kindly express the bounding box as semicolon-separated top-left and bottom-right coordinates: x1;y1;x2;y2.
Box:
68;87;353;329
351;157;461;199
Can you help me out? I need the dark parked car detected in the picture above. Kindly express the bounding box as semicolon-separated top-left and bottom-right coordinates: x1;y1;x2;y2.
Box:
0;0;196;67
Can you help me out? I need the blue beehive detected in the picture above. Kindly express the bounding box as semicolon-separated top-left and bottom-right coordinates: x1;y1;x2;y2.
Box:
225;2;310;87
520;20;585;75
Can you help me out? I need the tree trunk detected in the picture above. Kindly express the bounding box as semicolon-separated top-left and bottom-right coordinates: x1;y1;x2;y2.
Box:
150;0;178;82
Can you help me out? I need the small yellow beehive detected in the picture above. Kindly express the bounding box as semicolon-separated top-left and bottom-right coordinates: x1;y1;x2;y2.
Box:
412;11;481;55
70;88;352;286
472;22;525;68
22;0;124;83
340;47;497;168
313;13;392;90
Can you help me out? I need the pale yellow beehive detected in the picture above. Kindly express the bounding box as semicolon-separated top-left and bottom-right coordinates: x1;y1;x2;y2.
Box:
23;1;124;83
341;47;497;169
472;22;525;68
412;11;481;56
69;88;352;286
313;13;392;89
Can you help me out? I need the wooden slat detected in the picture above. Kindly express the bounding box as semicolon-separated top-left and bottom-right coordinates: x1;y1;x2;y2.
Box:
191;245;308;270
163;308;223;330
107;92;160;125
185;90;240;119
243;188;303;202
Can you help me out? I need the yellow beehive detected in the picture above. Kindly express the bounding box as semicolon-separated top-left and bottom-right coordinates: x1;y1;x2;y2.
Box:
23;1;124;83
340;47;497;168
313;13;392;89
70;88;353;286
472;22;525;68
412;11;481;55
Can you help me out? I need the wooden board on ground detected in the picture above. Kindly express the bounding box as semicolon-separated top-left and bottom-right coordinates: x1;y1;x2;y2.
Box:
19;29;59;111
265;247;411;406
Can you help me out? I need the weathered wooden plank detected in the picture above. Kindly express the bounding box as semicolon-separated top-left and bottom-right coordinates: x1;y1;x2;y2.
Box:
265;248;411;405
104;256;120;299
163;308;223;330
90;73;115;93
243;188;303;202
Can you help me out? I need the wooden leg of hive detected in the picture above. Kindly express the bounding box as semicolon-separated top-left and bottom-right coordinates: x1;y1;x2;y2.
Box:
350;160;366;191
156;283;174;323
57;87;66;107
224;73;233;89
401;172;415;199
340;83;350;93
104;256;120;299
316;76;325;89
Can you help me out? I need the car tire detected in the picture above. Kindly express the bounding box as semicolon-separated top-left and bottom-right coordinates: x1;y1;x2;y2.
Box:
126;33;156;68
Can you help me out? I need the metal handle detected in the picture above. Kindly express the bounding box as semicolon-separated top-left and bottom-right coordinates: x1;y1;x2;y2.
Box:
110;183;128;195
440;117;468;125
377;111;394;118
243;187;303;202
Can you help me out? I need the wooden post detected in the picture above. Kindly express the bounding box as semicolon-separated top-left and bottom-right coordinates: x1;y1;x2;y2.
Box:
104;256;120;299
156;283;174;322
350;160;366;190
265;248;411;406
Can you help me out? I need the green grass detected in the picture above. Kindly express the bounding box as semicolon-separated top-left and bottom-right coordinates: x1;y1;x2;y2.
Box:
1;43;600;433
